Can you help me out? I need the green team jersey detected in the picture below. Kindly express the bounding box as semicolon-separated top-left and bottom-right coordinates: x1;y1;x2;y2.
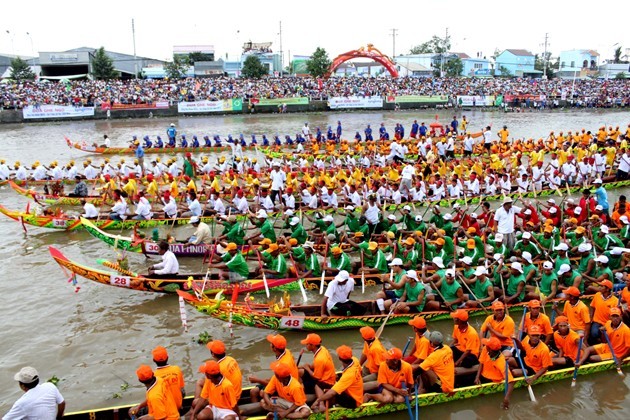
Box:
473;277;493;300
603;252;623;270
405;282;425;310
259;219;277;242
577;254;594;274
226;223;245;245
291;247;306;264
440;278;462;302
523;263;537;279
267;253;287;277
540;272;558;296
595;266;614;282
329;253;351;272
507;274;526;301
463;247;483;266
594;234;624;251
305;253;321;276
402;214;418;231
222;252;250;279
290;224;308;244
393;270;408;298
401;247;419;266
554;256;571;272
514;240;541;257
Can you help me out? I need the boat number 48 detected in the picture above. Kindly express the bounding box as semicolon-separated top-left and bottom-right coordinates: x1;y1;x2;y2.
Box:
281;317;304;329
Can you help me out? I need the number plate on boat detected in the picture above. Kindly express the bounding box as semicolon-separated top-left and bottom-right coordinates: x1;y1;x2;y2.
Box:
110;275;131;287
52;218;66;228
281;317;304;329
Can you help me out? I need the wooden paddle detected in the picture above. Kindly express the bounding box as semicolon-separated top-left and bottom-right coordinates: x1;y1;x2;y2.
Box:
602;328;624;376
512;338;537;402
571;336;584;387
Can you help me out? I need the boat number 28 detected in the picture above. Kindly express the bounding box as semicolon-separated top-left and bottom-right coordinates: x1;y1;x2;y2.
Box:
109;275;131;287
281;317;304;329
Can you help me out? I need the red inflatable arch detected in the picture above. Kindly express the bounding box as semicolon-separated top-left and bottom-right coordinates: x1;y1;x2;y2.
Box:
327;44;399;78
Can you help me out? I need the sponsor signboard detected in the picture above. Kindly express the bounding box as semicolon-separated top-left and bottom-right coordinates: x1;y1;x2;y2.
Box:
457;95;496;107
177;98;243;113
23;105;95;119
386;95;448;104
328;96;383;109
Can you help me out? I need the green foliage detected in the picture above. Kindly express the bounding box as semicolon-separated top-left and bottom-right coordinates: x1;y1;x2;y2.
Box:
164;55;191;79
194;331;213;344
306;47;332;78
498;65;512;77
9;57;36;82
91;47;118;80
614;46;622;64
535;52;555;77
241;55;267;78
47;375;60;387
410;35;451;54
444;57;463;77
188;52;214;64
615;72;627;79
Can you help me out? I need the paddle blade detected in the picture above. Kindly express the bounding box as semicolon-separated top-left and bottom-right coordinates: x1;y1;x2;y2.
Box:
527;385;537;403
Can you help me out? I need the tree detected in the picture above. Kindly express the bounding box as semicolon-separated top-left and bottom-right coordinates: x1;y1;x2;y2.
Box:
614;46;622;64
535;52;555;78
188;52;214;64
498;65;512;77
443;57;463;77
164;55;190;79
409;35;451;55
91;47;118;80
306;47;332;78
615;71;626;79
241;55;267;78
9;57;36;82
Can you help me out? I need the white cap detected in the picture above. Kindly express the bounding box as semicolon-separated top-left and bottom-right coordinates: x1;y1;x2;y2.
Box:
415;215;423;222
14;367;38;384
543;261;553;269
406;270;418;280
524;209;532;215
522;251;532;263
549;207;557;214
285;209;295;216
471;213;478;219
578;243;593;252
547;198;556;204
511;262;523;273
388;258;403;266
557;264;571;275
620;215;629;224
387;214;396;221
323;215;334;222
615;272;625;280
443;213;453;221
189;216;200;224
461;256;473;265
595;205;603;211
522;232;532;239
303;241;315;249
493;253;504;261
494;233;504;241
474;266;488;276
600;225;609;234
403;205;411;211
567;198;575;205
289;217;300;226
594;179;603;184
432;256;445;268
345;205;355;211
595;255;609;264
554;243;569;251
574;207;582;215
170;123;175;127
503;197;513;204
257;209;268;218
611;247;624;255
445;269;456;277
336;270;350;281
453;203;460;209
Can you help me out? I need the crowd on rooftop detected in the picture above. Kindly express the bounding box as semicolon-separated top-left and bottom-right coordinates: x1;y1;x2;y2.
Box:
1;76;629;110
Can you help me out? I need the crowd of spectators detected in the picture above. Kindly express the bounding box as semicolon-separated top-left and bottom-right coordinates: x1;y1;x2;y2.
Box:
1;76;628;110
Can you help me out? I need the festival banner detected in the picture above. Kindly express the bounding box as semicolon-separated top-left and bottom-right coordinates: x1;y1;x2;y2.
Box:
23;105;95;119
251;97;309;106
100;101;169;111
177;98;243;113
386;95;448;104
328;96;383;109
456;95;496;107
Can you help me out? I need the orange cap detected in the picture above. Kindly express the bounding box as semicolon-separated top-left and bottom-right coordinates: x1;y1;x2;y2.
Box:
528;325;542;335
610;307;622;316
491;301;505;310
198;360;221;375
336;345;353;360
600;280;613;289
450;309;469;321
136;365;154;381
332;246;342;255
288;238;298;246
467;239;476;249
207;340;226;355
268;243;279;252
151;346;168;362
267;334;287;349
565;286;581;297
270;361;292;377
226;243;238;251
385;347;403;360
408;317;427;329
527;300;541;308
467;227;477;234
433;238;446;246
300;333;322;346
483;337;502;351
259;238;272;245
360;326;376;340
554;316;569;326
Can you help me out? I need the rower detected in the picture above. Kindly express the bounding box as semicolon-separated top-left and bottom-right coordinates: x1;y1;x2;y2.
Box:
80;199;99;220
416;331;455;394
187;216;211;245
450;309;481;370
256;243;287;279
250;334;298;404
311;346;364;412
192;361;239;420
358;326;387;379
208;243;249;281
375;258;407;313
391;270;426;314
480;301;516;350
108;189;128;221
68;176;88;197
424;268;467;311
510;325;553;384
148;241;179;278
522;300;553;344
474;337;515;409
551;316;582;369
577;306;630;370
260;362;311;419
132;365;179;420
363;347;414;404
462;266;495;308
146;346;185;412
321;270;366;317
588;280;619;344
298;333;336;395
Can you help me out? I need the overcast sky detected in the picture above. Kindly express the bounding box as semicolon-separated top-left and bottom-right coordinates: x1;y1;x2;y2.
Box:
1;0;628;64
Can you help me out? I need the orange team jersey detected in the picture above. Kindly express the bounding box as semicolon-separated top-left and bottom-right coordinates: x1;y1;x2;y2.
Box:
377;360;414;388
276;350;299;379
590;293;620;326
594;321;630;360
200;376;237;410
563;300;591;331
312;346;337;386
622;287;630;305
553;329;581;361
331;357;364;407
478;347;515;383
419;345;455;393
452;325;481;357
524;313;553;337
146;377;180;420
363;339;387;374
154;365;185;409
218;356;243;400
481;314;516;347
412;334;433;361
264;376;307;406
521;337;553;372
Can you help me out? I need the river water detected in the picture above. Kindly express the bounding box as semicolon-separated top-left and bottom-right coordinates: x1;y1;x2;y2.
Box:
1;108;629;419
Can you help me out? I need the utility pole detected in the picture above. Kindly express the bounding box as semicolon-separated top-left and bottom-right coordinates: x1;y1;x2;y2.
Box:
440;27;449;77
132;19;138;79
279;21;283;77
390;28;398;58
542;32;549;79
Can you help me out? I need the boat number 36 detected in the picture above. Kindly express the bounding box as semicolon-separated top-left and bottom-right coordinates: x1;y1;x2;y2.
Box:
281;317;304;329
109;274;131;287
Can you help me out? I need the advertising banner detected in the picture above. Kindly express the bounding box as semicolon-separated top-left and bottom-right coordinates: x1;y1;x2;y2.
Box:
23;105;95;119
457;95;496;107
177;98;243;113
328;96;383;109
101;101;169;111
386;95;448;104
251;97;309;106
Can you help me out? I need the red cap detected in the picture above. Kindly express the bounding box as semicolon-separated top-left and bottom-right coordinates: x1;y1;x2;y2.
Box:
186;152;192;158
